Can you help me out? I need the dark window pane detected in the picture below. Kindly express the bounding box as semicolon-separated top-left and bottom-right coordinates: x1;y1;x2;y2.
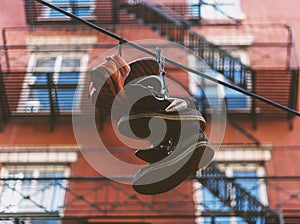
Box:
50;7;69;17
58;72;79;84
76;7;91;16
33;73;49;84
36;58;56;67
61;59;81;68
57;89;76;110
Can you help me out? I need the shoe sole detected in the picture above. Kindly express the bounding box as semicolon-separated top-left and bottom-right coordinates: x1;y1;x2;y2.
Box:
132;138;214;195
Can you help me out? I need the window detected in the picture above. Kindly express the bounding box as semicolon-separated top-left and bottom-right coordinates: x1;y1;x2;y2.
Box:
0;165;69;214
188;0;246;20
188;50;251;112
17;52;88;114
190;69;225;110
194;164;268;224
40;0;95;20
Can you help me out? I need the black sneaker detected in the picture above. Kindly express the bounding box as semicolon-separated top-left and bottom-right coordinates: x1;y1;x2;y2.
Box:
117;109;206;140
135;138;177;163
132;134;215;195
135;129;210;164
135;147;170;163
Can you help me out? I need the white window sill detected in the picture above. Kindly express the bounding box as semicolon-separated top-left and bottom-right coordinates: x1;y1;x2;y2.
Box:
37;15;96;22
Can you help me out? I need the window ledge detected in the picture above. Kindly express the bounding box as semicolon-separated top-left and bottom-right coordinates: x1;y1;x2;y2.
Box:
37;15;96;22
214;144;272;162
0;146;78;163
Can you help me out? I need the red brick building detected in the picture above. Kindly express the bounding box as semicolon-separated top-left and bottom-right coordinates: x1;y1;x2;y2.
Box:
0;0;299;223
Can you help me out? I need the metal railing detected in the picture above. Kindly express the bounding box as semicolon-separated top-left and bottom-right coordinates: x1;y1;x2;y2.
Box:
198;162;280;223
22;0;300;123
0;170;298;223
117;0;299;126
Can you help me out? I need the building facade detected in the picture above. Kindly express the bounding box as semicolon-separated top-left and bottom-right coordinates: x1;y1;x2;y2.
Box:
0;0;299;223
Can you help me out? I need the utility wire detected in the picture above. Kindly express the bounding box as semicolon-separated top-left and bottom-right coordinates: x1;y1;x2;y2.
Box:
35;0;300;116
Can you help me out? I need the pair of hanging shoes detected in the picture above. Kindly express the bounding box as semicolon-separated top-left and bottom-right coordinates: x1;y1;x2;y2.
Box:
119;117;214;194
89;55;215;195
118;77;215;195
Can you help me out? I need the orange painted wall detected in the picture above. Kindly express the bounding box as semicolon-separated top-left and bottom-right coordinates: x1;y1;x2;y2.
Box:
0;0;26;29
0;0;300;221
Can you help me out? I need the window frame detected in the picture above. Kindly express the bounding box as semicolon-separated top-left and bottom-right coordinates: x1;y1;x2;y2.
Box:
188;49;251;113
194;163;269;224
0;165;70;214
17;51;89;114
38;0;96;21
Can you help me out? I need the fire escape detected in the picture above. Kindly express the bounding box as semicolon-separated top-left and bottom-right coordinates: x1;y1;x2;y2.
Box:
116;1;297;223
0;0;299;223
199;162;279;223
117;0;299;129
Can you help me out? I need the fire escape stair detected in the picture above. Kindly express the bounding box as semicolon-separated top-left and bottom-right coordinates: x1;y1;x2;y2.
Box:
118;0;298;124
118;1;280;222
118;0;250;90
199;162;280;224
